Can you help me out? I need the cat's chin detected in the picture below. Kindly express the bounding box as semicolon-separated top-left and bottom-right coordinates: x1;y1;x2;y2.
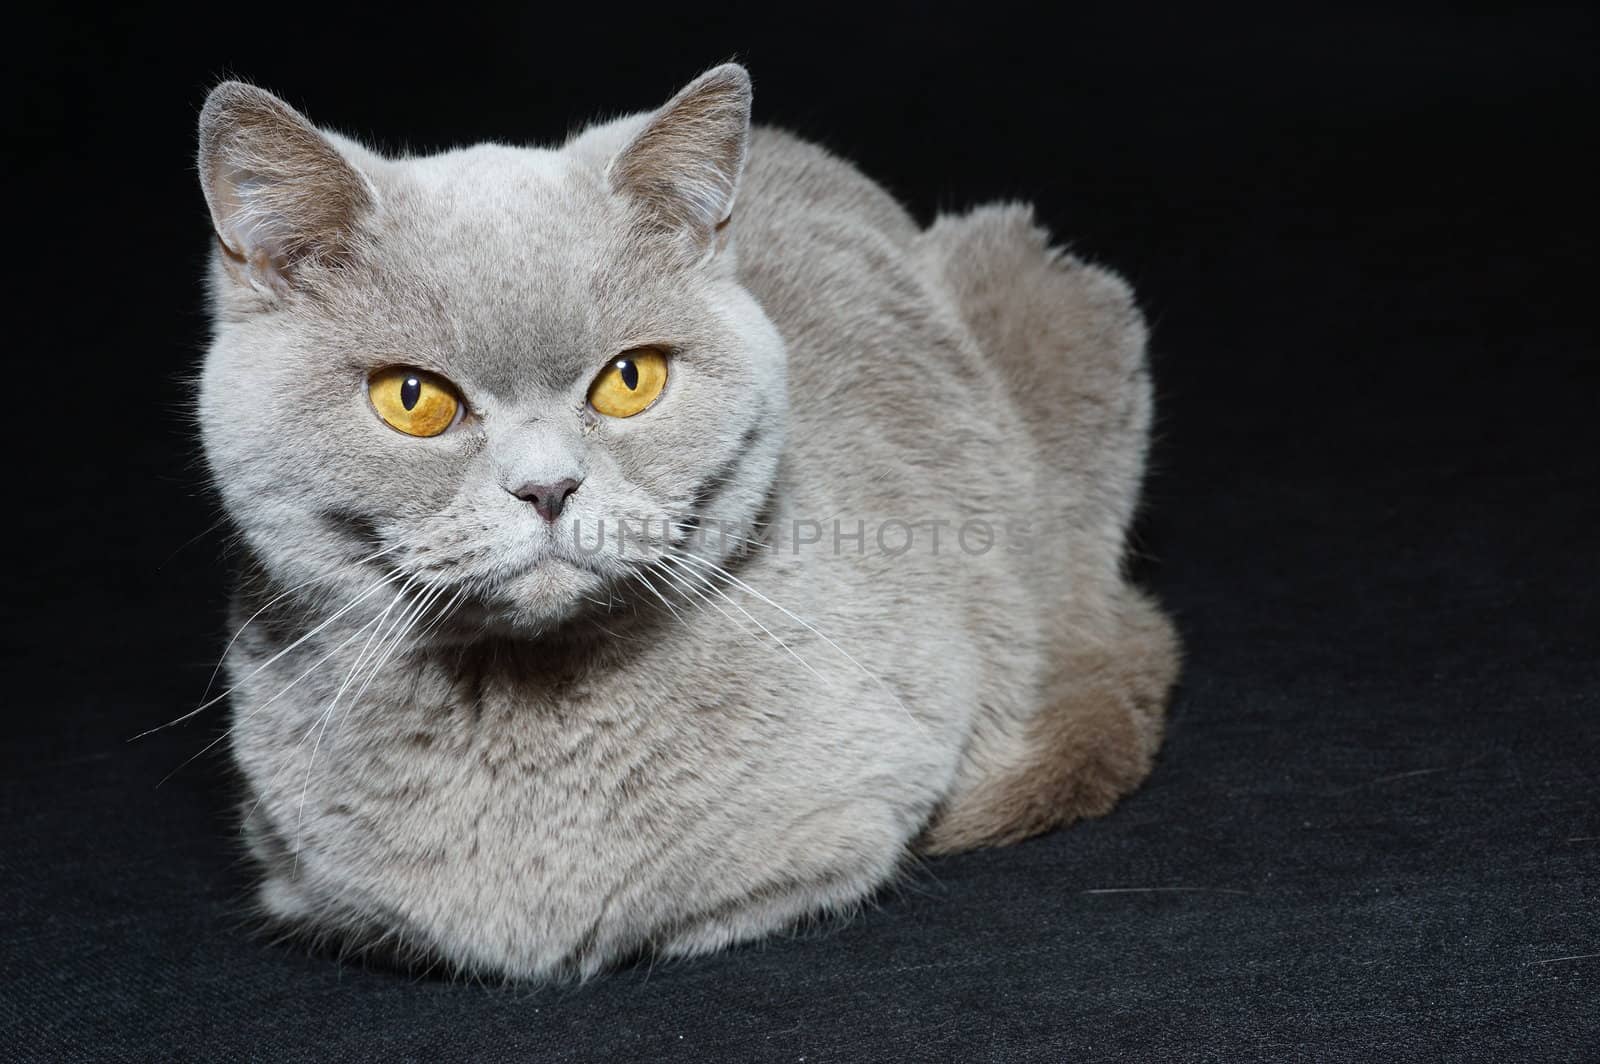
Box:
478;556;602;634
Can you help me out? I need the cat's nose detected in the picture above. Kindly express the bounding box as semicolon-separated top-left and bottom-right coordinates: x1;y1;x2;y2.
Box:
510;478;581;523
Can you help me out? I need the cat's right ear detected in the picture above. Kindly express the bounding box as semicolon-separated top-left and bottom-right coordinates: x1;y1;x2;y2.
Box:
197;83;374;293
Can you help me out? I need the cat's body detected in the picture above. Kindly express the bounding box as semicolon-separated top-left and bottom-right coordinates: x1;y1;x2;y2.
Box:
199;67;1177;980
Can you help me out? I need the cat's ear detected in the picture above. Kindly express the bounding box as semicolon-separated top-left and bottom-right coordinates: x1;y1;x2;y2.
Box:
197;82;374;292
607;64;752;256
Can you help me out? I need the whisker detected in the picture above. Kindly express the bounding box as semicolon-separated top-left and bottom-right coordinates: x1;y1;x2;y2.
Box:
156;606;391;788
631;567;685;625
196;540;410;708
133;567;409;740
658;556;828;683
341;577;442;714
403;582;469;652
320;577;451;778
238;574;445;837
674;550;926;733
665;519;772;555
652;559;764;647
291;578;420;857
235;598;397;831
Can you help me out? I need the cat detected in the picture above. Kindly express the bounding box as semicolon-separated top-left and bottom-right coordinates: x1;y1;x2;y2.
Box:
194;63;1179;981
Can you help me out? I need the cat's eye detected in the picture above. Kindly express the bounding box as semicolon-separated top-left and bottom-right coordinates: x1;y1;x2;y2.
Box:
368;368;462;437
588;348;668;418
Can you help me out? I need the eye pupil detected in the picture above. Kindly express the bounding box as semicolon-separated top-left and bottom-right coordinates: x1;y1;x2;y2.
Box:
589;349;665;418
401;377;421;411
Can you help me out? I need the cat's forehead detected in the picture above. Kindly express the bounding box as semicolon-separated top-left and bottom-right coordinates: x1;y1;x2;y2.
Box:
386;145;615;274
363;144;669;396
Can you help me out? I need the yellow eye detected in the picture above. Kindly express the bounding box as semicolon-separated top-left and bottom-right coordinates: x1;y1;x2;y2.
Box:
588;348;668;418
367;368;461;437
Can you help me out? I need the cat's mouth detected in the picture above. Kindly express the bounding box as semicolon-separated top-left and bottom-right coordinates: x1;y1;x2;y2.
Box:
472;552;606;631
404;514;682;636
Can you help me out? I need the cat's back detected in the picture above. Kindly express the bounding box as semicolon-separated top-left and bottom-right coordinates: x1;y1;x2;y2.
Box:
738;127;920;249
733;127;931;335
732;128;1020;513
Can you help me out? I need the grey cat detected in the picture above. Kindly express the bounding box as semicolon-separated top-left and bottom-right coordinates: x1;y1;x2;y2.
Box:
193;64;1179;980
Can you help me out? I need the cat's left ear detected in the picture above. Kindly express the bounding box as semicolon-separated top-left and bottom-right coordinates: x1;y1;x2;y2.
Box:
607;64;751;258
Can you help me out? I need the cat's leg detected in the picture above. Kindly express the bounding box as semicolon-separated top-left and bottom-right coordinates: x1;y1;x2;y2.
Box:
647;799;927;962
239;801;325;924
920;588;1178;854
650;866;889;962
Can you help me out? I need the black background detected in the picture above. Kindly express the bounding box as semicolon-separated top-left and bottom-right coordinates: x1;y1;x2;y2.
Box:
6;6;1597;1061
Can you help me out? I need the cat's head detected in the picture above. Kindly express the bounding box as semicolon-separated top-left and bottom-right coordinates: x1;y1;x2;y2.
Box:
196;65;786;634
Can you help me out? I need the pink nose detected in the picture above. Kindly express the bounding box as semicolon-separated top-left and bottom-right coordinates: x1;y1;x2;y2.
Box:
510;478;581;523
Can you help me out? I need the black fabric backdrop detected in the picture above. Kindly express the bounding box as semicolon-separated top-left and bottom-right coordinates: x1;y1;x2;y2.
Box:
4;7;1596;1061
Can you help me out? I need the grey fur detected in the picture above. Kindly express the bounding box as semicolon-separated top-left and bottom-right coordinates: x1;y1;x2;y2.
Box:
194;64;1178;980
